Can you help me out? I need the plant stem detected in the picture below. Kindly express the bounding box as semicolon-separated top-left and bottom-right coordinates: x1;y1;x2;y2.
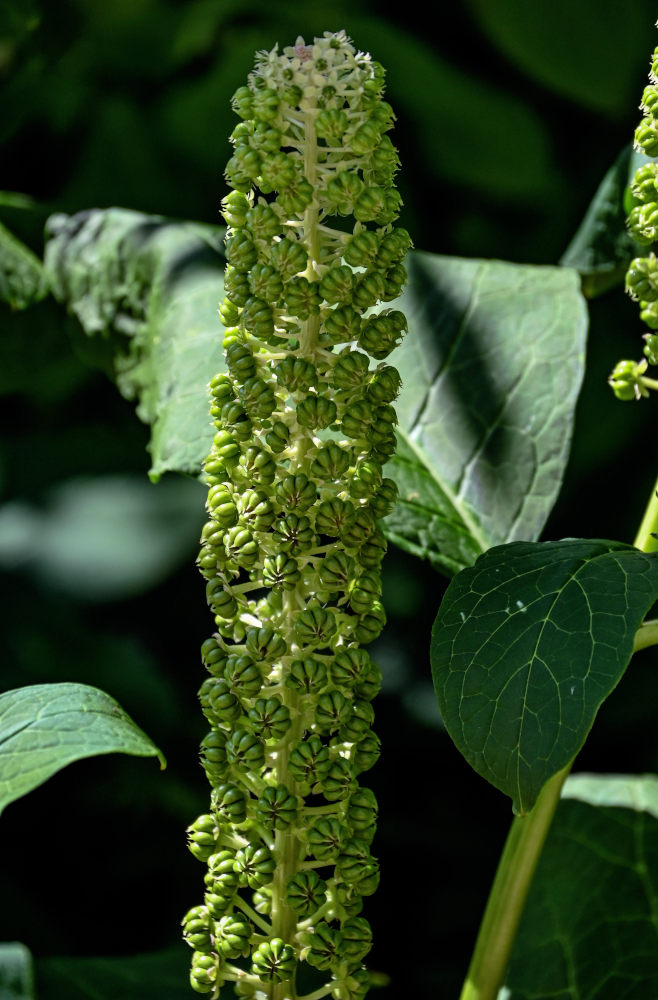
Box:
633;474;658;551
458;763;570;1000
459;472;658;1000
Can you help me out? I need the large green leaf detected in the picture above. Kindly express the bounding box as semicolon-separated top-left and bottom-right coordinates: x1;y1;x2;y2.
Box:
560;146;650;297
503;773;658;998
35;946;192;1000
43;213;587;571
0;683;165;815
386;255;587;575
44;209;225;481
431;539;658;813
0;943;34;1000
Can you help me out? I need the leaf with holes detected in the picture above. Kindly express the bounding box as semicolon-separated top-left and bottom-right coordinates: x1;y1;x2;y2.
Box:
431;539;658;813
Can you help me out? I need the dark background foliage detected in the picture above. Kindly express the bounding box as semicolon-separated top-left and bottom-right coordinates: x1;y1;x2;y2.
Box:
2;0;658;995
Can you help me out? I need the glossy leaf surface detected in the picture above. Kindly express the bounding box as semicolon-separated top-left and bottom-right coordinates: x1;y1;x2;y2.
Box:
431;539;658;813
0;683;165;815
387;254;587;575
503;774;658;998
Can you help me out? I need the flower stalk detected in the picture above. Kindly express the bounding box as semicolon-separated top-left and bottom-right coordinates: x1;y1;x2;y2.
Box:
182;31;409;999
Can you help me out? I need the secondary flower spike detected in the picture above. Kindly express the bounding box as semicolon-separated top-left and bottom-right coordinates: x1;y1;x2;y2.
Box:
182;30;410;1000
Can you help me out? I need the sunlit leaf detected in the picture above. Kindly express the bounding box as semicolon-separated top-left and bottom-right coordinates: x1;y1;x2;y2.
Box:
0;683;165;815
386;254;587;575
431;539;658;812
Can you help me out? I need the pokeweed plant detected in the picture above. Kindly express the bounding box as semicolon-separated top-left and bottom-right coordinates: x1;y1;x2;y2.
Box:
3;19;658;1000
182;32;407;1000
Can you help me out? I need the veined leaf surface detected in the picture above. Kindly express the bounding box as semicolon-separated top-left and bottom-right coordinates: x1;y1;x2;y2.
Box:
0;683;165;814
43;213;587;570
503;773;658;998
431;539;658;813
386;254;587;575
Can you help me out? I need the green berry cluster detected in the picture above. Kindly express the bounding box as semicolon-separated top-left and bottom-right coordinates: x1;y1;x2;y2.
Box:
182;31;409;1000
610;41;658;399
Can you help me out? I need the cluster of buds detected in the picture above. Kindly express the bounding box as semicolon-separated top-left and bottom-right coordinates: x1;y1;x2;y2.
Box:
610;40;658;399
182;31;409;1000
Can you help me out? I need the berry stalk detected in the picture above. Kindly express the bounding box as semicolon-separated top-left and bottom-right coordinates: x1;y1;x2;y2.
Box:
183;31;409;1000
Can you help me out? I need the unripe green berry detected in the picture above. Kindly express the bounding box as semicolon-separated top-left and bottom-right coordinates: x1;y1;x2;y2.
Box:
187;814;218;862
251;938;296;982
256;783;299;828
215;914;253;959
234;843;276;888
286;869;327;915
274;356;318;392
245;625;287;662
248;696;291;739
306;816;347;860
221;191;251;227
310;442;351;481
314;690;351;733
315;497;356;536
248;264;284;302
344;230;380;267
225;653;263;697
285;657;328;693
182;905;213;952
212;782;248;823
288;734;331;787
300;921;343;970
296;394;337;429
225;730;265;774
245;203;281;240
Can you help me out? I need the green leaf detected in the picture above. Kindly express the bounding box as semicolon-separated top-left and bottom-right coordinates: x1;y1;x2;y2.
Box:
0;221;48;310
431;539;658;813
560;146;650;297
35;946;193;1000
44;208;225;481
0;943;34;1000
503;773;658;998
464;0;651;117
43;213;586;571
0;683;165;815
386;255;587;576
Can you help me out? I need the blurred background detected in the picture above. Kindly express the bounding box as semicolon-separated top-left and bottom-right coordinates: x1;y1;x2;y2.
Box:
2;0;658;995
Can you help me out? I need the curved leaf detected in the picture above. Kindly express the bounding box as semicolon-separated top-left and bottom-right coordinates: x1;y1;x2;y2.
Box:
386;255;587;575
431;539;658;813
504;774;658;998
560;146;650;297
0;683;165;815
44;208;225;481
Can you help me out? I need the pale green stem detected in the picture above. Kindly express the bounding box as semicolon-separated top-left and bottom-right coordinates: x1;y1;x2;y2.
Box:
459;472;658;1000
634;618;658;651
458;764;570;1000
633;474;658;552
